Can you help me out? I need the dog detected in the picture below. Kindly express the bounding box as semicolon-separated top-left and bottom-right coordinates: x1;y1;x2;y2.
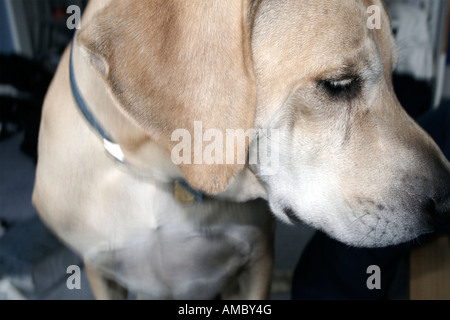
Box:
32;0;450;300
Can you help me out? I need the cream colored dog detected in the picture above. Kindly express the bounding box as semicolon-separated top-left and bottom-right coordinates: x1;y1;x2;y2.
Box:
33;0;450;300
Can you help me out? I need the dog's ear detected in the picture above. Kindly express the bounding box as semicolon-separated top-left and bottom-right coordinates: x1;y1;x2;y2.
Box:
77;0;256;195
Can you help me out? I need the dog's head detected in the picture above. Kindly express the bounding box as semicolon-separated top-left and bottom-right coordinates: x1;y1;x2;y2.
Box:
77;0;450;247
250;0;450;246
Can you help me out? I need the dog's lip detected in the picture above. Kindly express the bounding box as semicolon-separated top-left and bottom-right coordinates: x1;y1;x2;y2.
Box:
282;207;301;224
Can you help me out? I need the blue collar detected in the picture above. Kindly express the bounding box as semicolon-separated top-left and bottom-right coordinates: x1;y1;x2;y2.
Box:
69;40;114;144
69;39;126;163
69;39;203;204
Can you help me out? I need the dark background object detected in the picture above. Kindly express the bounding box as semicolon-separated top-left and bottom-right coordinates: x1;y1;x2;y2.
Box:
393;74;433;120
0;54;52;162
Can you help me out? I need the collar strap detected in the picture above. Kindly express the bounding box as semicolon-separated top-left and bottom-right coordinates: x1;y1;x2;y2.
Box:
69;39;203;204
69;39;124;162
174;180;204;204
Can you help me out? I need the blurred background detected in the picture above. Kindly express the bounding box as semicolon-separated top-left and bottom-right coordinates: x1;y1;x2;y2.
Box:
0;0;449;300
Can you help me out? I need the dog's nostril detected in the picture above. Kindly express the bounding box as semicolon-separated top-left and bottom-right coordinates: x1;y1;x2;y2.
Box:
283;207;301;224
427;196;450;226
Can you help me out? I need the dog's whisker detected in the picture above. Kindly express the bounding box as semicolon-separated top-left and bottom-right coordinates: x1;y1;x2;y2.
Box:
349;212;370;228
373;217;380;242
378;220;389;243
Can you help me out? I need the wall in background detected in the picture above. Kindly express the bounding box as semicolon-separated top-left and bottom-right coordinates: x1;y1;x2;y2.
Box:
0;0;14;55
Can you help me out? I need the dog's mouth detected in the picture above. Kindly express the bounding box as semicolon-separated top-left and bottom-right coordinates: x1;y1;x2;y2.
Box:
275;199;437;248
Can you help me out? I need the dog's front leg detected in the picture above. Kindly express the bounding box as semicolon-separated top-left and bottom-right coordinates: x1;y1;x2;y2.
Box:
221;230;275;300
241;255;274;300
84;262;128;300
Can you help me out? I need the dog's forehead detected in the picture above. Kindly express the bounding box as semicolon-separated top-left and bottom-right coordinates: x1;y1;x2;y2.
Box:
253;0;369;48
252;0;381;88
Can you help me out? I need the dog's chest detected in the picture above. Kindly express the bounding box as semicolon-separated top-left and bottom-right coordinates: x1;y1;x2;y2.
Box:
85;194;264;299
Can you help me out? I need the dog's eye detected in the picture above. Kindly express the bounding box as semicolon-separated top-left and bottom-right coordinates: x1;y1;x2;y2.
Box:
317;77;361;100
